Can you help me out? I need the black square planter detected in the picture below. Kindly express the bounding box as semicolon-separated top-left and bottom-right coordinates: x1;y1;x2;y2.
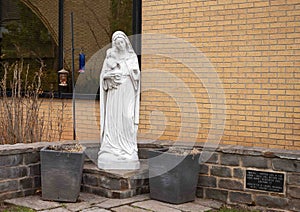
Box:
40;145;85;202
148;148;200;204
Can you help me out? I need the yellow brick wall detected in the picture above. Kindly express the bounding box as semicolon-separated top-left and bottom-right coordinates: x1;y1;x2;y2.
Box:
75;99;100;141
141;0;300;150
0;98;100;143
43;99;101;142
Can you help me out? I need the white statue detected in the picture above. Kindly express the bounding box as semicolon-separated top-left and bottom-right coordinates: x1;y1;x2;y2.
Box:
98;31;140;170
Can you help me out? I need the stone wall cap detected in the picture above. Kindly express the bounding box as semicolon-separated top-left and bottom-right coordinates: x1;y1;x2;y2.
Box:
0;141;75;156
1;140;299;159
137;141;300;159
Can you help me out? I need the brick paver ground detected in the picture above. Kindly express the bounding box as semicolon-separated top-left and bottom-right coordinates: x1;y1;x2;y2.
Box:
5;193;223;212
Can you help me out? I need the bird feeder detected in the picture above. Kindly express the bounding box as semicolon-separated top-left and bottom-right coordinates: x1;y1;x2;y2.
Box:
58;68;69;86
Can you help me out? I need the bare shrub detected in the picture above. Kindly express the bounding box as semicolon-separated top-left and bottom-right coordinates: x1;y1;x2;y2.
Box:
0;60;66;144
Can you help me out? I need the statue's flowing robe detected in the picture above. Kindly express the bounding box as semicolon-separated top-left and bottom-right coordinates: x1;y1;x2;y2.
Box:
99;53;140;158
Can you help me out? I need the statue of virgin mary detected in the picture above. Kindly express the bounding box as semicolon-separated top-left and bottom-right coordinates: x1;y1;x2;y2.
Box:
97;31;140;169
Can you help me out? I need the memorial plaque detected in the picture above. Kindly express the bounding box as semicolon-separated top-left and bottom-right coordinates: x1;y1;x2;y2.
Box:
246;170;284;193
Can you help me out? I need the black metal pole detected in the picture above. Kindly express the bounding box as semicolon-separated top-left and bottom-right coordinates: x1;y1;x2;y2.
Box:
58;0;64;96
132;0;142;67
0;0;2;61
71;12;76;141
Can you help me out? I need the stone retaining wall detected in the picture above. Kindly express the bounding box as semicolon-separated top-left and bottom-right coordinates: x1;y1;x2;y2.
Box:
193;145;300;211
0;142;299;211
0;143;46;200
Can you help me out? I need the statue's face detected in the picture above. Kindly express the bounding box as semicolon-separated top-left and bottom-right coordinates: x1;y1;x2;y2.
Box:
115;38;126;51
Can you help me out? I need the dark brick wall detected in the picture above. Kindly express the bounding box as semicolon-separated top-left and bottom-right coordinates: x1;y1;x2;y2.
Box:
0;142;299;212
0;144;44;201
21;0;111;62
196;145;300;211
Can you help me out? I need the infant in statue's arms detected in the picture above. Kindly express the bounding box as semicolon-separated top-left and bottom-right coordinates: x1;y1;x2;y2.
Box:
104;49;123;89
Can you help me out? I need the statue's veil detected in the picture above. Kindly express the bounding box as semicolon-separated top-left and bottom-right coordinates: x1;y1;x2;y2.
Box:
112;31;135;54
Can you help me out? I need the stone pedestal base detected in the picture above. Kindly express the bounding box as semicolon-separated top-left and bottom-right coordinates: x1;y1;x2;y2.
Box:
98;151;140;170
98;159;140;170
82;160;149;199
